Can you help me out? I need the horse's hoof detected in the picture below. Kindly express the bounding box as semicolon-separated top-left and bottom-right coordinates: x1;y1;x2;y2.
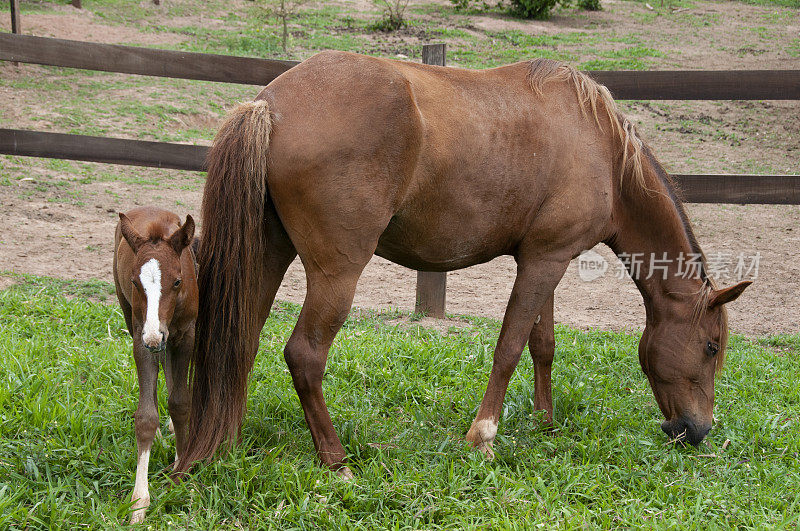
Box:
336;466;355;481
474;441;495;460
130;493;150;524
129;502;149;525
465;417;498;460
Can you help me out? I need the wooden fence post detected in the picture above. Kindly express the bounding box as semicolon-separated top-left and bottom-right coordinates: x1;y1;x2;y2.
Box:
415;43;448;319
10;0;20;66
10;0;20;33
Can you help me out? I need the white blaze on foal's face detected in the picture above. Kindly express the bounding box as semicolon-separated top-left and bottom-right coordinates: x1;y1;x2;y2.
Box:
139;258;164;350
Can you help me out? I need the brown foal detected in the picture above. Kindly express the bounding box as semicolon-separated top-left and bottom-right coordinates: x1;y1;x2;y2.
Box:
113;206;197;522
177;53;750;478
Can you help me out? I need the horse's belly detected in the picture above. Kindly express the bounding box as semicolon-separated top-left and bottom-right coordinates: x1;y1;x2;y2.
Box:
374;212;518;272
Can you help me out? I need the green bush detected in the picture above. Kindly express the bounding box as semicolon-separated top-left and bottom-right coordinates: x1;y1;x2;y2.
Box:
509;0;558;19
577;0;601;10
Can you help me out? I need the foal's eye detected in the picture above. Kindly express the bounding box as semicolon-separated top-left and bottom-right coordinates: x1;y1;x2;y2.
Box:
706;341;720;357
173;278;182;289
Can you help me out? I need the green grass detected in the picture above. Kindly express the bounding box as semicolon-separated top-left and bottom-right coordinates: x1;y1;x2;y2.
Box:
1;276;799;527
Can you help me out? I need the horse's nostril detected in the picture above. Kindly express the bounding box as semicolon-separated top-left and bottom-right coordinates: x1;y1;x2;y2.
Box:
662;418;711;446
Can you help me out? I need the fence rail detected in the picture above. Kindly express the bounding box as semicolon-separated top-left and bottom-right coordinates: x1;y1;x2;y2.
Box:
0;33;298;85
2;34;800;98
3;128;797;204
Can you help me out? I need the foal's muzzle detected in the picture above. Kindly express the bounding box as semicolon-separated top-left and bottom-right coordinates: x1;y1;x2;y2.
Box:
661;417;711;447
143;331;167;353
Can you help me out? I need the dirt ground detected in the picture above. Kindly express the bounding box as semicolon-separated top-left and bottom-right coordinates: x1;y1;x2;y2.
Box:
1;171;796;336
0;0;798;337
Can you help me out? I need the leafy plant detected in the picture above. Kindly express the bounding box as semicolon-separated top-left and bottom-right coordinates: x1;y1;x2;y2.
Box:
263;0;309;53
577;0;602;10
371;0;409;31
450;0;504;11
509;0;558;19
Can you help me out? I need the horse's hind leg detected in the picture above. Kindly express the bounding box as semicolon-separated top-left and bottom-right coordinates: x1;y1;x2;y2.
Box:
283;265;366;478
529;292;555;425
130;341;159;524
466;257;568;458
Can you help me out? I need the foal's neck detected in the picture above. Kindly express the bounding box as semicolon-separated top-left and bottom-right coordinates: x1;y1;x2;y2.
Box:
605;149;706;320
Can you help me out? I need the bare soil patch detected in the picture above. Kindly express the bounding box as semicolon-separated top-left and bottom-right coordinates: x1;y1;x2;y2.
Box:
0;9;186;46
0;168;795;336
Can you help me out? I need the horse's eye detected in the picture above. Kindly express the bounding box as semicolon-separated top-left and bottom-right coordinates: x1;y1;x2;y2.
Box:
706;341;720;357
173;278;182;289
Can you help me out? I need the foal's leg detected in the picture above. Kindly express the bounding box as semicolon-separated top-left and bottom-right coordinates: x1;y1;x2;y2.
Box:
466;259;568;458
163;333;192;467
283;266;365;479
130;341;159;524
529;293;556;424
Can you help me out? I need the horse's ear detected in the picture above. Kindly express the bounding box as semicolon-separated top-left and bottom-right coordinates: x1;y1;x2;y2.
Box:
169;215;195;255
119;213;146;252
709;281;752;309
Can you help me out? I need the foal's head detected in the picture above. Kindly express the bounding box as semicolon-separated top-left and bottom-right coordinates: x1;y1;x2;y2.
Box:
119;213;195;353
639;281;750;446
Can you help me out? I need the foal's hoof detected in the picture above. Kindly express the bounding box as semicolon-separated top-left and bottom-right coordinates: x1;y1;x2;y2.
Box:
129;497;150;524
335;466;355;481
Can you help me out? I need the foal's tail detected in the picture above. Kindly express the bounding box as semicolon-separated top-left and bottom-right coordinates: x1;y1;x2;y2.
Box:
175;100;273;475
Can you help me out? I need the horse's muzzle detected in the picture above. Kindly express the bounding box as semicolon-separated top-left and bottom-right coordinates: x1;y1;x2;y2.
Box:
143;332;167;353
661;417;711;447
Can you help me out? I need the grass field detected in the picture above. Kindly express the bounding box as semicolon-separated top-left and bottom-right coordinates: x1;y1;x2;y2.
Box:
1;276;799;528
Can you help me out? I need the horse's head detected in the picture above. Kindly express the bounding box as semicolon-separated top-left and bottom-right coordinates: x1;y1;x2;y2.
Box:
639;281;750;446
119;213;195;353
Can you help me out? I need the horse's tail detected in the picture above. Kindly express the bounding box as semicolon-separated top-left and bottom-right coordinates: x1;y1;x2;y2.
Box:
175;100;273;475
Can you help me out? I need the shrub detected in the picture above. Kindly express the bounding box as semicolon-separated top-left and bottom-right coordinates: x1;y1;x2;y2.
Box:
577;0;601;10
371;0;409;31
509;0;558;19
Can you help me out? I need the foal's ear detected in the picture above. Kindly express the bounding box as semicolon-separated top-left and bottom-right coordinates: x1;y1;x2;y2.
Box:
119;213;146;252
169;215;195;255
709;281;752;309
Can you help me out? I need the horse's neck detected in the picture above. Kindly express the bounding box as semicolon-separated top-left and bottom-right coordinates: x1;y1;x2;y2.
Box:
607;152;705;317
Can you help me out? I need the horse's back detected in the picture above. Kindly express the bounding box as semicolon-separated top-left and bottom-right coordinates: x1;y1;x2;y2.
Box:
261;51;615;270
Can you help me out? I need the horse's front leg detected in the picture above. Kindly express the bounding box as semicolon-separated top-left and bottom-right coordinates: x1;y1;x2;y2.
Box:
529;292;555;425
163;331;192;467
130;340;159;524
466;258;567;458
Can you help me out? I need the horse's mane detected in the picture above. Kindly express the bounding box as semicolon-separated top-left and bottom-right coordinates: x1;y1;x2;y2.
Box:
527;58;645;192
640;144;727;371
528;58;728;371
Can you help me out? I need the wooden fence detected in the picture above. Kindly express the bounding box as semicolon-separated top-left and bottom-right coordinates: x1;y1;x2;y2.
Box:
1;33;798;317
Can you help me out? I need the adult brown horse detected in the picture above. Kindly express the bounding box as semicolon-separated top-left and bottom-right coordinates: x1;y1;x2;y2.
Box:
177;52;750;478
114;207;197;522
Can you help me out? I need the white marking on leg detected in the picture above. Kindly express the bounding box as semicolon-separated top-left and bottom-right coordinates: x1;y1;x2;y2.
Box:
167;417;174;434
473;418;498;445
139;258;162;348
467;416;498;460
130;448;151;523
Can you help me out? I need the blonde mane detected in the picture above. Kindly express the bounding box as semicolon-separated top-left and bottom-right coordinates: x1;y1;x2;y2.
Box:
527;58;645;191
